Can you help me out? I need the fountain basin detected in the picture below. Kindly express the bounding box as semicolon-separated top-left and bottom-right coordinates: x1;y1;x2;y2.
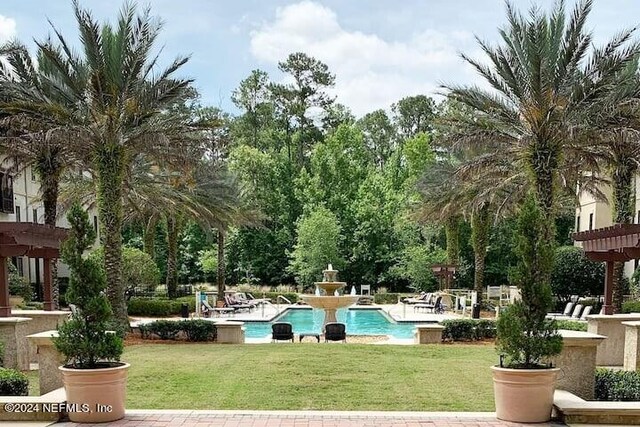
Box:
314;281;347;295
300;295;360;309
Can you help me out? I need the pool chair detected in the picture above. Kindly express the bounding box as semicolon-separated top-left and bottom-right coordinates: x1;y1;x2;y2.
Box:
546;302;574;319
272;322;294;342
414;295;443;314
579;305;592;321
224;295;254;312
324;322;346;342
404;292;430;304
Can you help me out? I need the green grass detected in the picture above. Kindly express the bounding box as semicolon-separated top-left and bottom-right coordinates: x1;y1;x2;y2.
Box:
124;343;496;411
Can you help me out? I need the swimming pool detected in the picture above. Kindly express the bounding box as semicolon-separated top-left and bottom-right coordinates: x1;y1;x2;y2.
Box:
243;308;424;339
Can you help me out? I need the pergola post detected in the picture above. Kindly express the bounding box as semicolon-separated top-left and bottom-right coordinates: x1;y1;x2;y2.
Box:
43;258;53;311
603;261;614;315
0;256;10;317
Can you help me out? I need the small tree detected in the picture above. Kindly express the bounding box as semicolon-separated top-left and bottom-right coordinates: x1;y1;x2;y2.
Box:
496;196;563;368
198;248;218;283
53;203;123;368
551;246;604;303
288;207;344;286
89;247;160;294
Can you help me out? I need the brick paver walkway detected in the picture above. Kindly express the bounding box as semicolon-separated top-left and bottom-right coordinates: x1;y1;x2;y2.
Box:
54;410;567;427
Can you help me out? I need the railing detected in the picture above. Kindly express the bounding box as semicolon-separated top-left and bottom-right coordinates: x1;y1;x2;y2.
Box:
276;295;292;313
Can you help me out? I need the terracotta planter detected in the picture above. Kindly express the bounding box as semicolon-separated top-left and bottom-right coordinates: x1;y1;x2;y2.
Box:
9;296;24;307
59;362;129;423
491;365;559;423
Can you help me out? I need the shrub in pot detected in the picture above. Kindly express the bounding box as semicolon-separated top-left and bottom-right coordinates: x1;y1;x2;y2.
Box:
492;196;563;423
53;203;127;423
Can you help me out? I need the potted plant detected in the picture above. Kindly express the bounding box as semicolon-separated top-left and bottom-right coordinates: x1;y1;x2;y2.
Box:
492;196;563;423
53;203;127;423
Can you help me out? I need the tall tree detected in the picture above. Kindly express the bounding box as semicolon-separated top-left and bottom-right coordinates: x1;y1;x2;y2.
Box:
443;0;640;286
392;95;437;139
357;109;396;169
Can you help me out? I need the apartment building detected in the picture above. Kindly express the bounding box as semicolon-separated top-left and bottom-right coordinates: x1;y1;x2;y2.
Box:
0;163;100;289
576;178;640;277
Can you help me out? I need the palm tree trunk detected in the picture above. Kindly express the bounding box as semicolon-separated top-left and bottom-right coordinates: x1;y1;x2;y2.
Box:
165;215;179;299
216;228;226;304
445;215;461;265
471;205;491;303
41;171;60;309
96;145;128;329
144;213;158;260
611;153;636;312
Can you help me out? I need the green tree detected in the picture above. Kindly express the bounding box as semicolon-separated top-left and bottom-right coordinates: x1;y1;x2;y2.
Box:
288;207;344;287
356;109;396;168
392;95;437;139
89;246;160;294
551;246;605;303
444;0;640;288
231;69;274;149
198;248;218;282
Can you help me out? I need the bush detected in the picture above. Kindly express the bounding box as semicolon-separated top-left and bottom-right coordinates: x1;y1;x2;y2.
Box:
551;246;604;302
374;293;400;304
90;246;160;293
556;320;588;332
8;263;32;302
0;368;28;396
127;297;196;317
441;319;496;341
263;292;299;304
595;369;640;401
622;300;640;314
140;320;217;342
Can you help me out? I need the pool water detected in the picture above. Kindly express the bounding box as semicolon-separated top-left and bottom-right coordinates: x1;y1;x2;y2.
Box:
243;308;422;339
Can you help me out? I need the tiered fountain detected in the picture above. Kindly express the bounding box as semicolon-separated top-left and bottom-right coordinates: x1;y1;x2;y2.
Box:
300;264;360;329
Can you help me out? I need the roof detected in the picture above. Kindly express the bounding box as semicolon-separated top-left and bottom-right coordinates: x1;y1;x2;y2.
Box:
0;222;68;258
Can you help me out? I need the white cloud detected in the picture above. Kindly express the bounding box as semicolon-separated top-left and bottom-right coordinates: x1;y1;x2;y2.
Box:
0;15;16;42
249;1;475;116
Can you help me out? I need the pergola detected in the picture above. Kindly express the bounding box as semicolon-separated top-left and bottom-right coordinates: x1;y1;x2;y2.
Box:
573;224;640;315
431;264;457;290
0;222;68;317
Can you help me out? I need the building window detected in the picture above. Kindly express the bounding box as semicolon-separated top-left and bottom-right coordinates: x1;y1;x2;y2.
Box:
0;172;14;213
589;213;594;231
32;208;38;224
15;205;21;222
576;215;580;232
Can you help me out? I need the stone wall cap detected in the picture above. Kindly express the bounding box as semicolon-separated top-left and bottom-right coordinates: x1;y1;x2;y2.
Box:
0;317;32;324
11;310;70;316
215;321;245;326
621;320;640;327
415;324;445;330
27;330;59;346
559;329;606;345
586;314;640;321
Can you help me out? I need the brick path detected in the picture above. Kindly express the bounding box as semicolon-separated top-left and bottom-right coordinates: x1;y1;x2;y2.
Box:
54;410;567;427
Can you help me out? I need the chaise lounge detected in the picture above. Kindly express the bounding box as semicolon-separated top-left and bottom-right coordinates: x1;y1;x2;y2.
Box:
272;322;294;342
324;322;346;342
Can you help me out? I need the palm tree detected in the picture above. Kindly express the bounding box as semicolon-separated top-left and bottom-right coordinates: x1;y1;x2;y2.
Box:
0;2;196;327
443;0;640;284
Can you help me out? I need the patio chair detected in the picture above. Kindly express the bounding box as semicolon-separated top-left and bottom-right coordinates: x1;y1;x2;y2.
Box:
272;322;294;342
415;295;443;313
546;302;574;318
579;305;592;321
569;304;584;319
324;322;346;342
225;295;254;312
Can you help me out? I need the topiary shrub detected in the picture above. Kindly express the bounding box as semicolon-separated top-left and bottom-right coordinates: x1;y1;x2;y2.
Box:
0;368;28;396
181;320;217;341
53;203;124;368
441;319;496;341
145;320;181;340
595;369;640;401
139;320;217;342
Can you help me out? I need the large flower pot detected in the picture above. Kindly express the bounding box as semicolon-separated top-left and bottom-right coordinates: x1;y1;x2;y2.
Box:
59;362;129;423
491;365;560;423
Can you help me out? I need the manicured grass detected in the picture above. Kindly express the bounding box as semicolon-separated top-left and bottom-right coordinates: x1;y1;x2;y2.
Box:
124;343;497;411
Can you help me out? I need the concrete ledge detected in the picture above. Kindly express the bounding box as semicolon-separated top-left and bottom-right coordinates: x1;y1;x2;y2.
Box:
0;387;66;422
414;324;444;344
554;389;640;425
552;330;605;400
214;321;245;344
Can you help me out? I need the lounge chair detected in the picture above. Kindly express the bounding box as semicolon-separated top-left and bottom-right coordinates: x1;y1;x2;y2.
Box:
202;300;234;318
569;304;584;319
246;293;269;305
272;322;294;342
405;292;430;304
579;305;592;321
324;322;346;342
225;295;254;312
547;302;574;319
414;295;443;314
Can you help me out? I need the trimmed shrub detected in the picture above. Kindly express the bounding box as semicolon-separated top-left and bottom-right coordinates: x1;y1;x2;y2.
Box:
622;300;640;314
551;246;604;303
556;320;588;332
8;263;32;302
441;319;496;341
127;297;196;317
263;292;299;304
595;369;640;401
374;293;400;304
0;368;28;396
181;320;217;342
145;320;181;340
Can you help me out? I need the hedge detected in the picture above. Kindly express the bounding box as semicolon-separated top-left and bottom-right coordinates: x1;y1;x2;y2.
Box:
0;368;28;396
139;319;217;342
441;319;496;341
374;293;400;304
127;297;196;317
595;369;640;401
556;320;588;332
622;300;640;314
262;292;299;304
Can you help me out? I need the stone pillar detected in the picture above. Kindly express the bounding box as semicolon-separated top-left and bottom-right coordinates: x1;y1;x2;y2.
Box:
603;261;614;315
42;259;54;311
12;310;70;364
622;321;640;371
415;324;444;344
27;331;63;395
215;321;245;344
0;317;32;369
588;314;640;366
551;330;606;399
0;256;11;317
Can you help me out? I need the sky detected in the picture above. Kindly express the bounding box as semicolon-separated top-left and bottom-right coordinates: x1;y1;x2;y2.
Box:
1;0;639;117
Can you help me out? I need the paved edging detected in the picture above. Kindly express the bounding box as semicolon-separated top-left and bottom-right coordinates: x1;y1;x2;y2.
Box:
126;409;498;418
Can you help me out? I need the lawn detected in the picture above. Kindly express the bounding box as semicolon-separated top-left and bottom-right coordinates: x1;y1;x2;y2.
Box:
124;343;496;411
